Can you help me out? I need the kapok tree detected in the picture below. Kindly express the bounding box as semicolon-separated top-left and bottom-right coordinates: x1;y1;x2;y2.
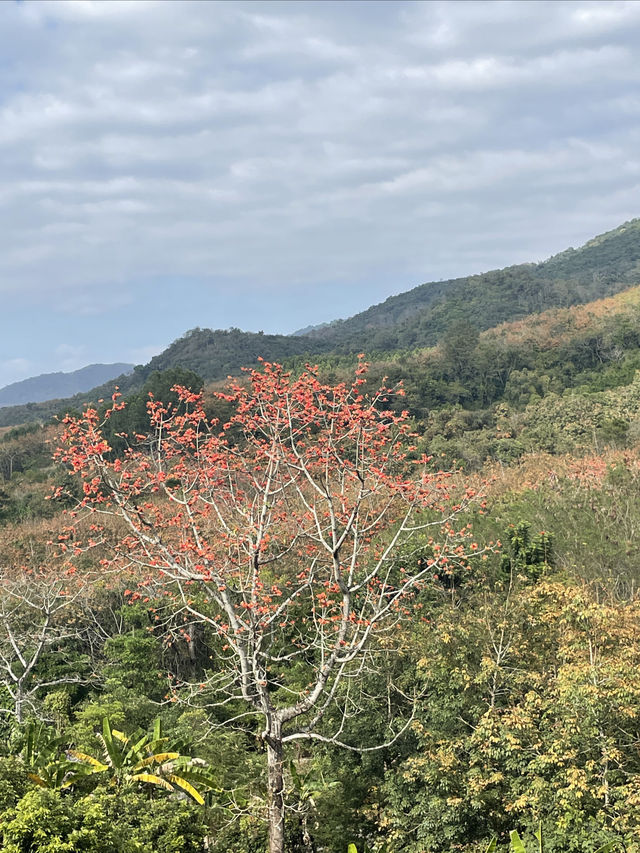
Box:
56;359;481;853
0;555;87;724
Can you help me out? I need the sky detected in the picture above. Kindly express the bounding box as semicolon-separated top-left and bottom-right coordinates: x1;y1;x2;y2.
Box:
1;0;640;387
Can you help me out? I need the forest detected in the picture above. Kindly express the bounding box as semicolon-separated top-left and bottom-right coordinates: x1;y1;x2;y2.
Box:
2;226;640;852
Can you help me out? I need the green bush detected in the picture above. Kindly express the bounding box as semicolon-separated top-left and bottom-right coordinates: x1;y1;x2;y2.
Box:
0;787;207;853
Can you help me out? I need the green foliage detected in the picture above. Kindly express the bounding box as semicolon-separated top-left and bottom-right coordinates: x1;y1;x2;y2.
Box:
485;458;640;594
0;757;30;811
500;522;553;582
68;717;220;805
22;721;91;791
379;579;640;852
0;787;207;852
103;630;165;699
498;825;618;852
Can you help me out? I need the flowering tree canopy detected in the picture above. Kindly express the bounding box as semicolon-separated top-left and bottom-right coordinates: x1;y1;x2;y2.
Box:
56;359;480;853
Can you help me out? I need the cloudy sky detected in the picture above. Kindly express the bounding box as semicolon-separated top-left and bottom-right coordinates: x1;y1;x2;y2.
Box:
1;0;639;387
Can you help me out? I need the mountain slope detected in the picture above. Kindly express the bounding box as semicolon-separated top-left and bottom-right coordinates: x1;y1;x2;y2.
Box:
303;218;640;351
0;363;134;408
135;327;332;382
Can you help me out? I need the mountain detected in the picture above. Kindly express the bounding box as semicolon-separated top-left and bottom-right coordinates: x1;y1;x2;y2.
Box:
130;327;333;383
302;218;640;351
0;217;638;429
74;327;336;404
0;363;134;408
0;331;332;427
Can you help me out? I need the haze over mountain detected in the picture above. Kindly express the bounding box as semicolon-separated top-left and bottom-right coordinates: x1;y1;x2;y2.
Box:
0;364;133;409
0;217;638;428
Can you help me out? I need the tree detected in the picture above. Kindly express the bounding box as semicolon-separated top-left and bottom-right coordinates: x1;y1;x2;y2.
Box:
0;786;207;853
441;320;480;385
381;580;640;852
56;359;479;853
0;555;88;724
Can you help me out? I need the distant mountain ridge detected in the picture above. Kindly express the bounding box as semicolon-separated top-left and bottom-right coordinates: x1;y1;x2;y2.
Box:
0;217;638;428
0;332;331;427
0;363;134;408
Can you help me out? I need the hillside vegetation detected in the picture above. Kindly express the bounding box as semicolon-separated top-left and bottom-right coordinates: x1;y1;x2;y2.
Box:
305;218;640;352
2;341;640;850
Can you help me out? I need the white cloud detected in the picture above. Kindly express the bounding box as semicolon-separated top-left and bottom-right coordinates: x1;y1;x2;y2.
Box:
24;0;162;23
571;0;640;33
0;0;638;385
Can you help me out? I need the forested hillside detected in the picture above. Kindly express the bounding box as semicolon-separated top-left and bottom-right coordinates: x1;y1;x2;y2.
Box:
303;218;640;351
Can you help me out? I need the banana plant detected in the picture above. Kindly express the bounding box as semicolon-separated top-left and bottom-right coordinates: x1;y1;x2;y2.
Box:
22;720;93;790
67;716;220;805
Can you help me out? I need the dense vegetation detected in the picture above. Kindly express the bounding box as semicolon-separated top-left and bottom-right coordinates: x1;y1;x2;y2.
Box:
1;222;640;851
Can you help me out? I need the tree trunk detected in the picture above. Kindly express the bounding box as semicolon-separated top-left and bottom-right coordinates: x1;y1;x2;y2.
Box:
266;719;285;853
15;682;23;724
186;623;197;665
